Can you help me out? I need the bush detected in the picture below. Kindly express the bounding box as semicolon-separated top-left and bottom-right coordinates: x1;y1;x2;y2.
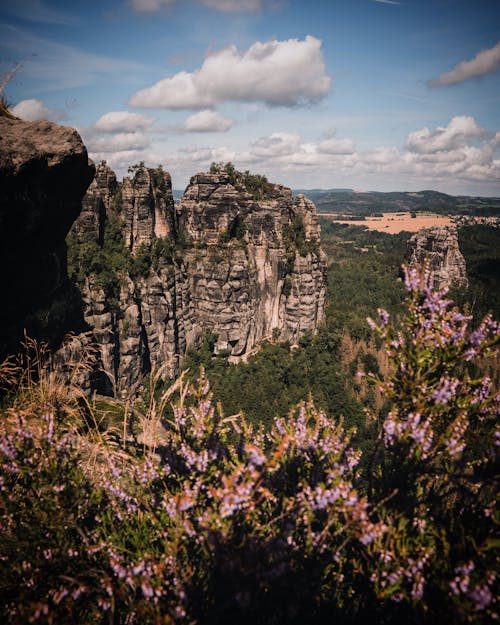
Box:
0;266;498;624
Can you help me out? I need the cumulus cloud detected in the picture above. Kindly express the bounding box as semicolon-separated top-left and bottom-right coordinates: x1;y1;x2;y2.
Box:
88;115;499;192
86;132;151;153
251;133;302;158
317;130;355;155
406;116;487;153
93;110;156;133
183;110;234;132
428;41;500;87
11;98;67;122
128;36;331;109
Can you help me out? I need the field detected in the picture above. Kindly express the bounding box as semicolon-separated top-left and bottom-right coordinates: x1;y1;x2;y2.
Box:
321;212;453;234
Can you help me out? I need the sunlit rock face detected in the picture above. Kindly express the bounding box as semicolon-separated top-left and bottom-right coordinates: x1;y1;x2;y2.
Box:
0;117;94;359
76;167;327;393
407;226;468;290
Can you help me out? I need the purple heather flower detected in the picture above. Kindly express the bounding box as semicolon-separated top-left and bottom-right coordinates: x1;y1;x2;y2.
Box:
378;308;389;326
432;378;459;405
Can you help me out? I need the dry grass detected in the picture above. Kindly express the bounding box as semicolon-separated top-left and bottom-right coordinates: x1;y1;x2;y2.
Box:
321;212;453;233
0;334;190;482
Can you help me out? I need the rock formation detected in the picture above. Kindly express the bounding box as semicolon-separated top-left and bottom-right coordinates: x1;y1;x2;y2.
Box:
72;166;327;393
0;117;94;359
0;116;326;394
407;226;468;289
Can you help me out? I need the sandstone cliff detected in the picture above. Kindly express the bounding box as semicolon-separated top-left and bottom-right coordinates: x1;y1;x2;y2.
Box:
0;117;94;359
407;226;468;289
71;166;327;393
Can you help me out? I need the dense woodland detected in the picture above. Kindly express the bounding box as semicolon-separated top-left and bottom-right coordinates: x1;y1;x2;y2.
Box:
183;221;500;432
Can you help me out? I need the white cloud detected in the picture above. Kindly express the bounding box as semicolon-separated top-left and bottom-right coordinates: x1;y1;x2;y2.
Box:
86;132;151;153
202;0;261;11
406;116;487;153
130;0;260;11
317;130;355;155
183;110;234;132
428;41;500;87
11;98;67;121
129;0;174;10
86;115;500;194
250;133;302;158
128;36;331;109
93;111;156;133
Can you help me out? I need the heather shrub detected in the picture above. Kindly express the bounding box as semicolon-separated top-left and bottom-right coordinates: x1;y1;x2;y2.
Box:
0;265;498;624
364;265;499;623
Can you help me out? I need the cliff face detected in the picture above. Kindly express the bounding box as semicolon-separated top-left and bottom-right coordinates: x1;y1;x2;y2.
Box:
407;226;468;289
0;118;94;359
72;167;327;393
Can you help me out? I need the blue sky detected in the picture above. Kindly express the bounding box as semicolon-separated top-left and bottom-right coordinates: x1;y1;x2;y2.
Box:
1;0;499;194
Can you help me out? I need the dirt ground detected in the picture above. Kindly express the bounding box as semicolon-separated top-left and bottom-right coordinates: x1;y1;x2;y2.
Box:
321;212;453;234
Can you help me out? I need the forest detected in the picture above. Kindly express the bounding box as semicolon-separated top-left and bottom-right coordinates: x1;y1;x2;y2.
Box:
1;220;499;624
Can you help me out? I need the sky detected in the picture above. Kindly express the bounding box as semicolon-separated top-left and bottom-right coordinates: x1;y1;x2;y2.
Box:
1;0;500;195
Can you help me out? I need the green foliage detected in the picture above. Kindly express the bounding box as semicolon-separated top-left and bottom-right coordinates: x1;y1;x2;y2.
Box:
454;225;500;323
67;207;179;312
127;161;146;174
1;273;498;624
67;213;131;313
182;331;364;433
209;161;272;200
130;238;174;279
217;213;247;245
282;275;293;297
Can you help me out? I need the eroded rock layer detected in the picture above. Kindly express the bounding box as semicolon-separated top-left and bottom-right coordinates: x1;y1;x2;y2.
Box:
0;118;94;359
407;226;468;289
73;167;327;393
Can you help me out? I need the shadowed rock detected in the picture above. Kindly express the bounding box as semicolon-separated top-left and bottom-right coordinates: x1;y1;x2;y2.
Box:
0;118;94;359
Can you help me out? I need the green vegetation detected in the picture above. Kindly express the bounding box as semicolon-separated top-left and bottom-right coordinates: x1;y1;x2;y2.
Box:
1;271;498;624
181;221;409;433
181;221;500;434
284;214;320;257
67;213;131;313
298;188;500;216
210;161;273;200
455;225;500;322
217;213;247;244
67;212;176;311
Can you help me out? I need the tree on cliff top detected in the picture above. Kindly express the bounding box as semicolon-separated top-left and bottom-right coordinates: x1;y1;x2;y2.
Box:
210;161;272;200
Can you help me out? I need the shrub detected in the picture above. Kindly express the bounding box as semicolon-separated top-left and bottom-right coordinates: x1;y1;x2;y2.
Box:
0;265;498;624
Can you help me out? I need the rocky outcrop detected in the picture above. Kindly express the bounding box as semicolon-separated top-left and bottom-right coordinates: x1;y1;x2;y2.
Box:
74;167;327;393
121;166;175;252
407;226;468;289
73;162;117;243
0;117;94;359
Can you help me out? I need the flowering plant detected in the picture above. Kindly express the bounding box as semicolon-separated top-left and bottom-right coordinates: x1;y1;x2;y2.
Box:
0;265;498;623
366;265;499;621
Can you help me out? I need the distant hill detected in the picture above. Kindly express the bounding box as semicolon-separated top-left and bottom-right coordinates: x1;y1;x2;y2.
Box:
294;189;500;216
